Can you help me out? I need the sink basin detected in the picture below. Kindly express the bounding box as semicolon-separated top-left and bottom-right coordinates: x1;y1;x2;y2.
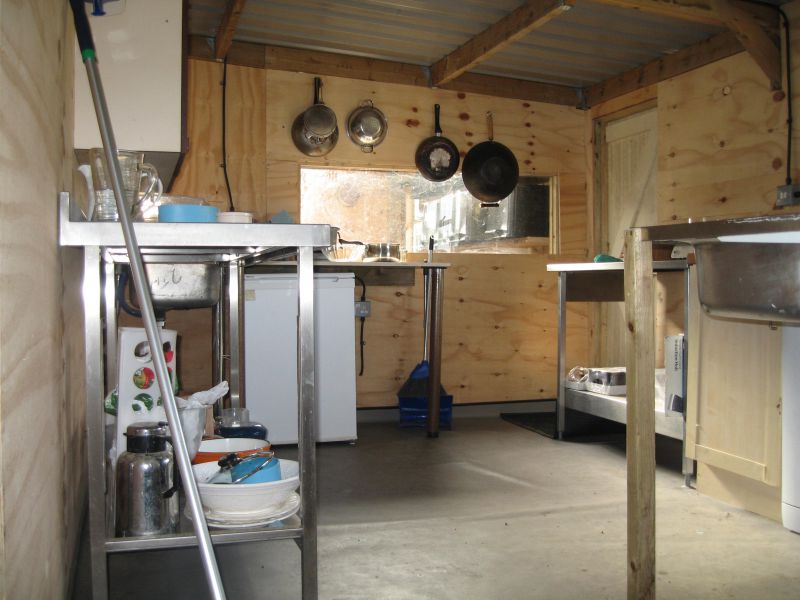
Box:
695;240;800;323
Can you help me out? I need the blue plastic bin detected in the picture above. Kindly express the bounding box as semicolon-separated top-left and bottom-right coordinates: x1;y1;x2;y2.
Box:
398;394;453;428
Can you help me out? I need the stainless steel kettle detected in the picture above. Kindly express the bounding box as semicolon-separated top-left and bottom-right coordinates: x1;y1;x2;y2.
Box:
115;421;179;537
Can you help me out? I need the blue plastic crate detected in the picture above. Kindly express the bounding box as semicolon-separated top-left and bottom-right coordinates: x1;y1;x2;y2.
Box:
398;394;453;428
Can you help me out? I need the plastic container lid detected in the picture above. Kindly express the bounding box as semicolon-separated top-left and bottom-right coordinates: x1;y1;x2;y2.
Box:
217;211;254;224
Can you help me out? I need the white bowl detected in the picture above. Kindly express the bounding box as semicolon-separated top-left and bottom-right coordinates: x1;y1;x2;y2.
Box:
192;459;300;515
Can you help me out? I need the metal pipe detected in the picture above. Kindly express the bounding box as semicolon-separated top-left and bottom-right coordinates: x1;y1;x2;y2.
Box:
70;3;225;597
426;268;444;437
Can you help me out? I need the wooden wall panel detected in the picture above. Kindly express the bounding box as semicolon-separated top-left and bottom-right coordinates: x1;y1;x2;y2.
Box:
0;0;84;597
657;53;792;223
172;60;267;215
173;59;589;405
263;69;585;179
357;253;589;407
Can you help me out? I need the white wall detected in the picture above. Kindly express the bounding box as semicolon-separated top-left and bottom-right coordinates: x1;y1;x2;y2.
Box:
0;1;85;597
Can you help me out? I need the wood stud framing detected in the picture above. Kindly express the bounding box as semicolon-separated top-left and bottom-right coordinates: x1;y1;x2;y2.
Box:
214;0;247;60
429;0;575;86
192;0;780;108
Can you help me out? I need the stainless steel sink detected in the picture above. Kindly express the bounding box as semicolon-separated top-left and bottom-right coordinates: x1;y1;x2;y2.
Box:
695;240;800;322
644;216;800;323
145;263;221;310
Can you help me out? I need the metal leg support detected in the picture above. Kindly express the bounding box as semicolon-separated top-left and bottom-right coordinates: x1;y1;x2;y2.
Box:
297;247;318;599
426;267;444;438
84;247;109;600
556;272;567;440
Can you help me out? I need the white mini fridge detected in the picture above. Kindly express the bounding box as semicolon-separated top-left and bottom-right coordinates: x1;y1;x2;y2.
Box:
244;273;357;445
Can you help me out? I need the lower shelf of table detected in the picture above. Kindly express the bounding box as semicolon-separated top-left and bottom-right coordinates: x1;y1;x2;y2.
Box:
105;514;302;553
564;388;684;440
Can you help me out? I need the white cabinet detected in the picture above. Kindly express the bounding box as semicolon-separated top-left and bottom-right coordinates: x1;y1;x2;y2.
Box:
73;0;183;182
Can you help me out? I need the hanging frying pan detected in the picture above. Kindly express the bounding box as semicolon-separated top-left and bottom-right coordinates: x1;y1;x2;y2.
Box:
415;104;459;182
462;111;519;205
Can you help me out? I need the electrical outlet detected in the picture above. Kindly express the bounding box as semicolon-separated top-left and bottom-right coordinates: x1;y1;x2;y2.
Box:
354;301;371;318
776;184;800;207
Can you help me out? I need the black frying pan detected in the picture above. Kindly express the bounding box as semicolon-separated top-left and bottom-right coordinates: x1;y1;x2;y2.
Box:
462;112;519;205
415;104;460;182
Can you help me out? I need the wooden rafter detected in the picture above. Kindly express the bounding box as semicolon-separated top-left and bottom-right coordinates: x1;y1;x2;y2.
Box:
583;30;745;107
710;0;782;90
587;0;775;27
214;0;248;60
430;0;575;86
188;35;582;107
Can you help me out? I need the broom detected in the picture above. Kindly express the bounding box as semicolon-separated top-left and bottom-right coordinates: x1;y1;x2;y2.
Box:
398;236;448;399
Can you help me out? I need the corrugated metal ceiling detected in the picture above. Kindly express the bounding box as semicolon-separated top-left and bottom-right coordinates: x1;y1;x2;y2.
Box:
187;0;725;88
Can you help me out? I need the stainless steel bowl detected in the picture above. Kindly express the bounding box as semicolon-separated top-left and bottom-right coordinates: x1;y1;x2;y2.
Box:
364;243;401;262
346;100;387;153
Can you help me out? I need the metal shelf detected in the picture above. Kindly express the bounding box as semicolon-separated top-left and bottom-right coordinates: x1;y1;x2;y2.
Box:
105;521;303;553
59;193;328;599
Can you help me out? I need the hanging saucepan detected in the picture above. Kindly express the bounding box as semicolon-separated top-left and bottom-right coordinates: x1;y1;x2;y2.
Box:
415;104;460;182
291;77;338;157
346;100;387;153
462;111;519;206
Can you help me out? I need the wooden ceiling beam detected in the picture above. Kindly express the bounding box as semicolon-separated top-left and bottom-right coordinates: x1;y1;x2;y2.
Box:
583;30;744;107
586;0;775;27
188;35;582;107
429;0;575;86
214;0;248;60
710;0;781;90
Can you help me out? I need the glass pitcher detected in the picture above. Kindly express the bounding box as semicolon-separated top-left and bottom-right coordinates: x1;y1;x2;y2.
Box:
79;149;162;222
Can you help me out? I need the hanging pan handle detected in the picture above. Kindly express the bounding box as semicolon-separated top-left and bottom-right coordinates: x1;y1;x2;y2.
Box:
486;111;494;142
313;77;323;105
434;104;442;137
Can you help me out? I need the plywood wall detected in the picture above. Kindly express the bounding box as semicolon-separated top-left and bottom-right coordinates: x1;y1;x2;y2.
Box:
172;58;590;405
658;53;790;222
0;0;85;597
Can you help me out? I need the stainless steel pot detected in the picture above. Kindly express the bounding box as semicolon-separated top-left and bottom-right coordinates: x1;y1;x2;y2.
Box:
364;243;402;262
346;100;387;153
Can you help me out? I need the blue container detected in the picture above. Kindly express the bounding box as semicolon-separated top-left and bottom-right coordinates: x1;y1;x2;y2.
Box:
158;204;219;223
231;456;281;484
398;394;453;429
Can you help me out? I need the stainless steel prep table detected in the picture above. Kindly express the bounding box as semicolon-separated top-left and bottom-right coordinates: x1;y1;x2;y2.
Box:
58;193;334;600
546;260;688;442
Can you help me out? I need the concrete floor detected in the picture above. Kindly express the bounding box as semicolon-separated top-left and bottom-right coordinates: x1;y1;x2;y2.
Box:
73;416;800;599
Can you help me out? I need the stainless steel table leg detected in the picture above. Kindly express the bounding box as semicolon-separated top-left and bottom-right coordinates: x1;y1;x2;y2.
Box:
212;268;224;401
84;247;109;600
426;267;444;438
228;260;244;408
556;272;567;439
103;258;117;400
297;246;318;599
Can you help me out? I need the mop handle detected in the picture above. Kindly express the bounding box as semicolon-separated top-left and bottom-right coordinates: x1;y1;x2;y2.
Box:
69;3;226;599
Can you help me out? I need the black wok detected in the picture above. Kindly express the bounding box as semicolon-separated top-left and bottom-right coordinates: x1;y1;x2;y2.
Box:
415;104;459;182
462;112;519;204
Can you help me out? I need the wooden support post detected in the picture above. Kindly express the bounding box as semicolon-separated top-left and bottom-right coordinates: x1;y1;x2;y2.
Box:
624;228;656;600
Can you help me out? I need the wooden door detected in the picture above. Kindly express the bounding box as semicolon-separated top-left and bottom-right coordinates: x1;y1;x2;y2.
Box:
598;109;658;367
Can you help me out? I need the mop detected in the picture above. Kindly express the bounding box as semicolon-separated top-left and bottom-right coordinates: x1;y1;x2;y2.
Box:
68;2;226;598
